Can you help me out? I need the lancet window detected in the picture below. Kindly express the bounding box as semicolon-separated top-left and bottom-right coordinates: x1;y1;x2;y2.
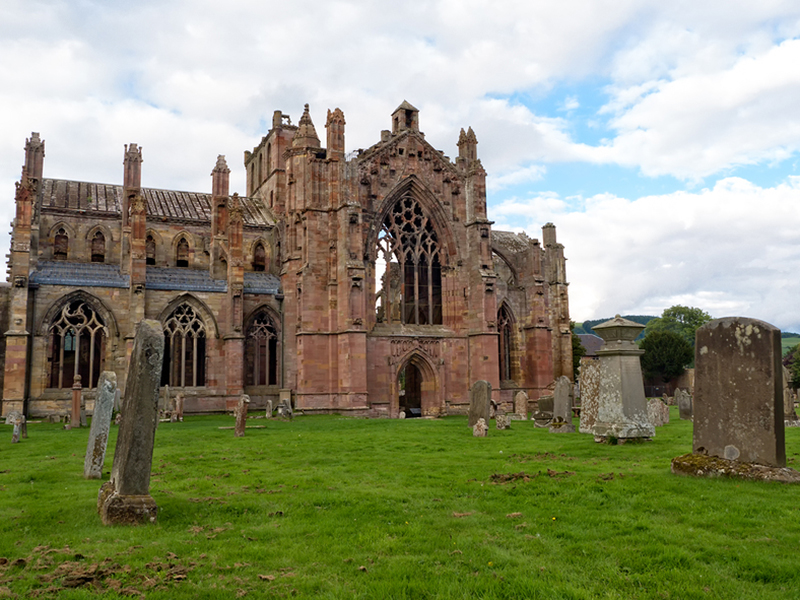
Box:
48;300;106;389
253;243;266;272
375;195;442;325
146;235;156;265
245;310;279;386
91;231;105;263
162;303;206;387
176;237;189;267
54;228;68;260
498;305;514;382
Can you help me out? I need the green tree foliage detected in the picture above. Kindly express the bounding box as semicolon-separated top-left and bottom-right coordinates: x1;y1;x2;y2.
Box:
640;330;694;383
643;305;712;348
783;343;800;389
571;321;586;379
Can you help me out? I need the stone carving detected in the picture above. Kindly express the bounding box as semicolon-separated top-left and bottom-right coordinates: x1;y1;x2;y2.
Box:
512;391;528;420
496;414;511;430
532;395;553;427
578;358;600;434
676;388;692;420
277;399;293;420
473;417;487;437
234;394;250;437
98;320;164;525
468;380;491;427
84;371;117;479
693;317;785;467
591;315;654;441
647;398;670;427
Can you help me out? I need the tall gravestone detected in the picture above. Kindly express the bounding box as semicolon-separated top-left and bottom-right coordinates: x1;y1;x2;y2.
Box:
591;315;654;440
468;380;491;427
694;317;785;466
578;358;600;434
512;391;528;421
647;398;670;427
675;388;692;420
550;375;575;433
98;320;164;525
234;394;250;437
84;371;117;479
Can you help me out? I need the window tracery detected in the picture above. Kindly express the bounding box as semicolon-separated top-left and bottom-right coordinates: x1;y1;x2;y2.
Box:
162;303;206;387
48;300;106;388
245;311;278;386
498;304;514;382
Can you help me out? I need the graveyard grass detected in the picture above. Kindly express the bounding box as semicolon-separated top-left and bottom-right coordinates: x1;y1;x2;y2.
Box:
2;411;800;599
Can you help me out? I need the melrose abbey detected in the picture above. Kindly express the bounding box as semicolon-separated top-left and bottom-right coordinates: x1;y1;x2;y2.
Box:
0;101;572;418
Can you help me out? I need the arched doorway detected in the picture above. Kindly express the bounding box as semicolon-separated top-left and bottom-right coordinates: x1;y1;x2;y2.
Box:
398;363;422;418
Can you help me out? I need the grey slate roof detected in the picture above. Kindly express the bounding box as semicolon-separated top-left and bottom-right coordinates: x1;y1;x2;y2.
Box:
146;268;227;292
41;178;272;226
244;272;281;295
30;260;130;288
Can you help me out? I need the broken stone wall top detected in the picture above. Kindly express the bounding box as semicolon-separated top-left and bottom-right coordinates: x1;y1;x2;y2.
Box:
694;317;784;467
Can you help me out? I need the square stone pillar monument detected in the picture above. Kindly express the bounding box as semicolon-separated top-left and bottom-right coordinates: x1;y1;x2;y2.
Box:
591;315;654;441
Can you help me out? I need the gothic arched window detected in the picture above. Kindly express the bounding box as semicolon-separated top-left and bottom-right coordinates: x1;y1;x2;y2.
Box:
176;237;189;268
146;235;156;265
54;228;68;260
245;310;278;386
375;195;442;325
162;303;206;387
253;243;266;272
498;305;514;382
91;231;105;263
48;300;106;389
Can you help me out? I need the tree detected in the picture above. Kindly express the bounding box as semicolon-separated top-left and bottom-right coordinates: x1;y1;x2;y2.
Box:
571;321;586;379
640;330;694;383
783;343;800;390
643;305;712;348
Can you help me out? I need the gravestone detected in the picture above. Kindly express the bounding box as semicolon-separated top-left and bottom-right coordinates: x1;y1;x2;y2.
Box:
71;375;82;428
468;381;491;427
277;399;293;420
265;399;273;418
98;320;164;525
647;398;670;427
496;414;511;430
113;388;122;413
676;388;692;420
531;394;553;427
512;391;528;420
591;315;654;440
174;392;185;422
8;411;23;443
553;376;572;421
783;367;799;427
84;371;117;479
473;417;487;437
578;358;600;434
693;317;784;467
234;394;250;437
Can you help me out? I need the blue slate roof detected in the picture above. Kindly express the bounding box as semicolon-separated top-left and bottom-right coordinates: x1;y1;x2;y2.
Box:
30;261;130;288
244;272;281;295
146;267;227;292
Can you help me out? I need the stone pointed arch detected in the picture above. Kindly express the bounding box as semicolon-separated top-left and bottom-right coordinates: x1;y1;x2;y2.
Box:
394;349;442;418
38;290;119;338
491;247;519;287
497;301;519;384
366;175;458;262
157;293;220;339
243;304;282;387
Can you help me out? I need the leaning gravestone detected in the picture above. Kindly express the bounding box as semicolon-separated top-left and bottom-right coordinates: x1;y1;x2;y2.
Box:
234;394;250;437
84;371;117;479
693;317;784;466
578;358;600;434
676;388;692;420
591;315;654;441
468;380;491;427
98;320;164;525
647;398;670;427
512;391;528;421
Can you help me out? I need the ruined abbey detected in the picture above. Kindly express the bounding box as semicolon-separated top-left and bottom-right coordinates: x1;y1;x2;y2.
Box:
1;101;572;418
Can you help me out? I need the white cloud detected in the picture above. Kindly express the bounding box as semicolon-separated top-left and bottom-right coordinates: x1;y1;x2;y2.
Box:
491;176;800;332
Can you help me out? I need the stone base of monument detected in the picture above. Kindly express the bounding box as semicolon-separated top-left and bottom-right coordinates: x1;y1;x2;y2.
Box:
98;481;158;525
671;453;800;483
548;418;575;433
592;421;653;442
785;417;800;428
531;411;552;428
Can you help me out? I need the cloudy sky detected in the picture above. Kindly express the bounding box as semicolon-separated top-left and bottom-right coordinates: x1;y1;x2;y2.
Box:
3;1;800;330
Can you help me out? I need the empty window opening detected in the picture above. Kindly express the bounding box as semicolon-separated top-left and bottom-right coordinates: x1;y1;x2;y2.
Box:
54;228;68;260
91;231;105;263
146;235;156;265
176;237;189;267
253;242;266;272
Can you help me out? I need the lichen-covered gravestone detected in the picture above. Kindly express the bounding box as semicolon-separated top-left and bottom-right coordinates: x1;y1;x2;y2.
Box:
98;320;164;525
693;317;785;467
647;398;670;427
783;366;799;427
512;391;528;421
473;417;487;437
578;358;600;434
496;414;511;430
7;411;24;443
676;388;692;420
468;380;491;428
234;394;250;437
84;371;117;479
591;315;654;441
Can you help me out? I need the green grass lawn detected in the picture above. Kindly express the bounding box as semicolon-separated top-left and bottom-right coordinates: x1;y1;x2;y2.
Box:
2;410;800;599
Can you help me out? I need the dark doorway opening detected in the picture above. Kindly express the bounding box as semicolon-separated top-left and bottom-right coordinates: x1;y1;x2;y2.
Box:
399;363;422;418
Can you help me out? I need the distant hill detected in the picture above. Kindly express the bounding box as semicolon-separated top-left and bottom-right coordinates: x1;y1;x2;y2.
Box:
573;315;657;336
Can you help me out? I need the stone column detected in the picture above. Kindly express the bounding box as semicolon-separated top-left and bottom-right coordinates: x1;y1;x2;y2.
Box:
84;371;117;479
71;375;83;428
98;320;164;525
591;315;654;440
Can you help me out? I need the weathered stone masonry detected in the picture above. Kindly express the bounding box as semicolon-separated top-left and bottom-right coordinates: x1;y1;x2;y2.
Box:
1;102;572;418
